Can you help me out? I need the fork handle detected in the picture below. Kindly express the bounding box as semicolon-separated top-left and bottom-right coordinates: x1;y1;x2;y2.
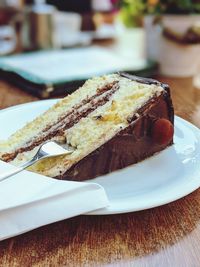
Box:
0;158;38;182
0;166;26;182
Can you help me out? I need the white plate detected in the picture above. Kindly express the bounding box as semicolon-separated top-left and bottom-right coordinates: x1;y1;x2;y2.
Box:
0;100;200;215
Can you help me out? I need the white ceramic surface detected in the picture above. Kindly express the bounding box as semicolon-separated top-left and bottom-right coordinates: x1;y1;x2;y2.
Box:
144;15;161;61
144;15;200;77
53;11;82;48
159;37;200;77
0;100;200;215
160;15;200;77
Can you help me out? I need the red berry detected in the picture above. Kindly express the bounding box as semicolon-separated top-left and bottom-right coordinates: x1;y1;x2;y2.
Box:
152;118;174;145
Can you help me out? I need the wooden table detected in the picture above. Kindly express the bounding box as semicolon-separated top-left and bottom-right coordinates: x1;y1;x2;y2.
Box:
0;77;200;267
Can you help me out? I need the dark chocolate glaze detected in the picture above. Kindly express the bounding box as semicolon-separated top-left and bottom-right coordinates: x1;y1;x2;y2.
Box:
59;86;174;181
119;72;169;90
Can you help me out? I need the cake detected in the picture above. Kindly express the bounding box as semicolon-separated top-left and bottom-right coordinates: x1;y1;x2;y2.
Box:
0;73;174;181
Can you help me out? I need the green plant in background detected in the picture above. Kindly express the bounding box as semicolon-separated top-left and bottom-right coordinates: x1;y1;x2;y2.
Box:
119;0;146;27
116;0;200;27
150;0;200;14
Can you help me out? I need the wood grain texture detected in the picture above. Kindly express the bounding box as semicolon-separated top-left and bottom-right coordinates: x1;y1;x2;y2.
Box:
0;77;200;267
0;81;38;109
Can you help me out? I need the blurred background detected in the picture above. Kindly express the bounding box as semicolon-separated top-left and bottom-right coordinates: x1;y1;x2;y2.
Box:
0;0;200;98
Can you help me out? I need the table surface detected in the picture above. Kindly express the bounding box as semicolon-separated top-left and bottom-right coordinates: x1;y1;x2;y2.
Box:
0;77;200;267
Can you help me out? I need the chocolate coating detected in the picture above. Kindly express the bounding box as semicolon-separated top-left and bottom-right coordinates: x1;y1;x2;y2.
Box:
59;87;174;181
119;72;169;90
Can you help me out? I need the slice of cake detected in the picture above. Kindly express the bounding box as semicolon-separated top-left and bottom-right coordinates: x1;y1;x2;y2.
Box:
0;73;174;181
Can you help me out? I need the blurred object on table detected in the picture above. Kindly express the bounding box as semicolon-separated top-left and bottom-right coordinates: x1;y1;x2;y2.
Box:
22;1;90;50
143;15;161;62
137;0;200;77
47;0;117;36
114;21;145;62
0;0;119;51
46;0;115;31
0;25;17;55
0;46;157;98
92;0;117;41
116;0;200;77
111;1;146;63
53;11;88;48
0;0;24;8
159;16;200;77
21;0;117;50
0;5;23;54
47;0;96;31
29;1;55;50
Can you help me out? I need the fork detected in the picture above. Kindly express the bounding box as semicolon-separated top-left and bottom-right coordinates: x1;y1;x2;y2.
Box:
0;141;75;182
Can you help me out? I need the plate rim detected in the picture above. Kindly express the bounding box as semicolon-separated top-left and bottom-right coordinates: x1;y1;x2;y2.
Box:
0;99;59;115
1;99;200;215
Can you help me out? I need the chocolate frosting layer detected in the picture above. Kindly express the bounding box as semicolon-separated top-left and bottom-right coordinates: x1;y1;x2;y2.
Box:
119;72;169;88
59;87;174;181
